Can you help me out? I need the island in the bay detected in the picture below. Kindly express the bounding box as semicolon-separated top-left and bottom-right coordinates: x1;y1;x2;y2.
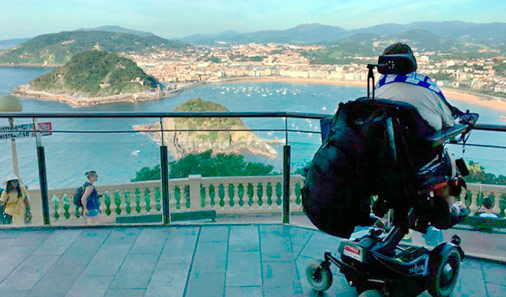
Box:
11;50;181;106
134;98;278;159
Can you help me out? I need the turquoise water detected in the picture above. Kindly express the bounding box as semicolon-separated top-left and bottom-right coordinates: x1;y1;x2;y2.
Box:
0;67;505;189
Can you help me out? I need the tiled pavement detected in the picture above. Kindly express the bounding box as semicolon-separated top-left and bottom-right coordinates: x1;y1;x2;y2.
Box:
0;225;504;297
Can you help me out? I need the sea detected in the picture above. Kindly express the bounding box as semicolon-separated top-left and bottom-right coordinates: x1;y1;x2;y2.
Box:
0;67;505;189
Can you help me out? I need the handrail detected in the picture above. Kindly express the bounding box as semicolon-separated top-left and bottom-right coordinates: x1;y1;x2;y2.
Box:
0;111;329;119
0;111;503;131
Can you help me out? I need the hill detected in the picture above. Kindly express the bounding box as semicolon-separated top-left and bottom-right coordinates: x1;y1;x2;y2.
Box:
134;98;277;160
77;25;157;37
0;38;30;50
0;30;187;65
27;50;157;96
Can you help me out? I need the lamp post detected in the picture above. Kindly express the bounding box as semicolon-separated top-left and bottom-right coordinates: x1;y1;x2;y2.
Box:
0;95;23;177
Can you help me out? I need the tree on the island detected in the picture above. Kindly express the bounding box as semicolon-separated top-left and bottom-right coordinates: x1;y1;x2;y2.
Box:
131;150;275;181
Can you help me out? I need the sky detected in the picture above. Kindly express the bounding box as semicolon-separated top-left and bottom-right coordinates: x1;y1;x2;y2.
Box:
0;0;505;40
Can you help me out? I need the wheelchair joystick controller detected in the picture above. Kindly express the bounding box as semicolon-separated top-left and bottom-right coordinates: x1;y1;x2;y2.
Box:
451;235;461;246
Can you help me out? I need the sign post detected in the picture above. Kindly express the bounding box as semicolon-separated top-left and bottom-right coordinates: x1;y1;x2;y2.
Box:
8;118;20;176
33;119;51;225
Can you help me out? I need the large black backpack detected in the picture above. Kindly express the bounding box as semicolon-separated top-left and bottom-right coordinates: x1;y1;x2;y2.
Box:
73;182;90;212
302;98;436;238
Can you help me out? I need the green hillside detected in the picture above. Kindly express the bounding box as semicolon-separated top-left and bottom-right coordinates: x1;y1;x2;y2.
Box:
0;30;187;65
29;50;158;96
172;98;247;141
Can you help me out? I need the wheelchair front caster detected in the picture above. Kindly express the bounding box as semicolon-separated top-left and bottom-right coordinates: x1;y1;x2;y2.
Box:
305;259;333;292
427;246;461;297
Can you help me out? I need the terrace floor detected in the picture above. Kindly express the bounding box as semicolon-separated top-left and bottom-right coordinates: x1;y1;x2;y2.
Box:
0;224;504;297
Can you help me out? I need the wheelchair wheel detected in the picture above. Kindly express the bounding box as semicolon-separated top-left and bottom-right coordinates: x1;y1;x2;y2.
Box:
305;259;333;292
358;289;385;297
427;247;461;297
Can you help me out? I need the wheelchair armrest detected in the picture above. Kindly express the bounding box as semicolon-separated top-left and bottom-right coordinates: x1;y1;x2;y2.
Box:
425;124;469;146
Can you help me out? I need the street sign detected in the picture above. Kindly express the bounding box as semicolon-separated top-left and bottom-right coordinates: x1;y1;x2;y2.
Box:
0;122;52;140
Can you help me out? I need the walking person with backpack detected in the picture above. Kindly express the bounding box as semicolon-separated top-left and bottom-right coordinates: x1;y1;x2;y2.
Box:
74;170;101;224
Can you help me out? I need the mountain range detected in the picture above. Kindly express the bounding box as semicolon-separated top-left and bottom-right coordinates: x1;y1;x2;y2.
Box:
0;21;504;66
182;21;506;48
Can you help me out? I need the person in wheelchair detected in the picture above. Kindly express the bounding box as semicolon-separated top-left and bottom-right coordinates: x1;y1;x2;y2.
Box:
374;43;468;226
303;45;479;297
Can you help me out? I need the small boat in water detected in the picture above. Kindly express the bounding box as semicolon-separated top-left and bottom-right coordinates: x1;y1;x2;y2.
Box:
500;115;506;121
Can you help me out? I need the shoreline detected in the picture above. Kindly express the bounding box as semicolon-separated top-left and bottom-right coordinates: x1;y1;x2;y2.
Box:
11;84;198;107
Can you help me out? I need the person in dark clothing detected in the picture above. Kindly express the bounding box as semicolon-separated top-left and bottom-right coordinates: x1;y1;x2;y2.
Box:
81;170;101;224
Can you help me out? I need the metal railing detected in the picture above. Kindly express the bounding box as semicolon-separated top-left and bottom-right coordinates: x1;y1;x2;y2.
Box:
0;111;505;226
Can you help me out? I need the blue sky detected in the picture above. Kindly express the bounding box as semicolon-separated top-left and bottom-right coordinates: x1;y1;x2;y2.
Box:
0;0;504;39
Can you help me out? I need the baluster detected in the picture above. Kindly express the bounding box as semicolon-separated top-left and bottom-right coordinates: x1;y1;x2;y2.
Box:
276;182;282;207
169;185;177;211
491;193;501;215
290;183;299;212
295;181;302;205
124;189;132;214
135;188;142;214
145;188;153;213
69;191;79;219
56;194;65;223
264;182;271;209
154;187;161;212
62;194;70;220
255;183;265;209
237;183;244;210
469;188;479;215
224;183;231;209
114;190;122;215
232;183;240;210
49;194;58;222
204;184;212;210
251;183;259;210
184;185;191;210
208;184;216;208
103;191;111;216
99;191;107;216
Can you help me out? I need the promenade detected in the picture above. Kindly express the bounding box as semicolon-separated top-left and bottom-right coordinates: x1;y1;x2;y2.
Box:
0;224;504;297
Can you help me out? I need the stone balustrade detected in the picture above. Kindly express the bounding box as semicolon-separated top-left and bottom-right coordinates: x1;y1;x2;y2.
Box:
26;174;305;225
22;178;506;226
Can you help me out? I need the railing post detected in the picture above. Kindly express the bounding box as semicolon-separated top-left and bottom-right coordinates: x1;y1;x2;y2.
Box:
160;117;170;224
34;118;50;225
282;145;291;223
